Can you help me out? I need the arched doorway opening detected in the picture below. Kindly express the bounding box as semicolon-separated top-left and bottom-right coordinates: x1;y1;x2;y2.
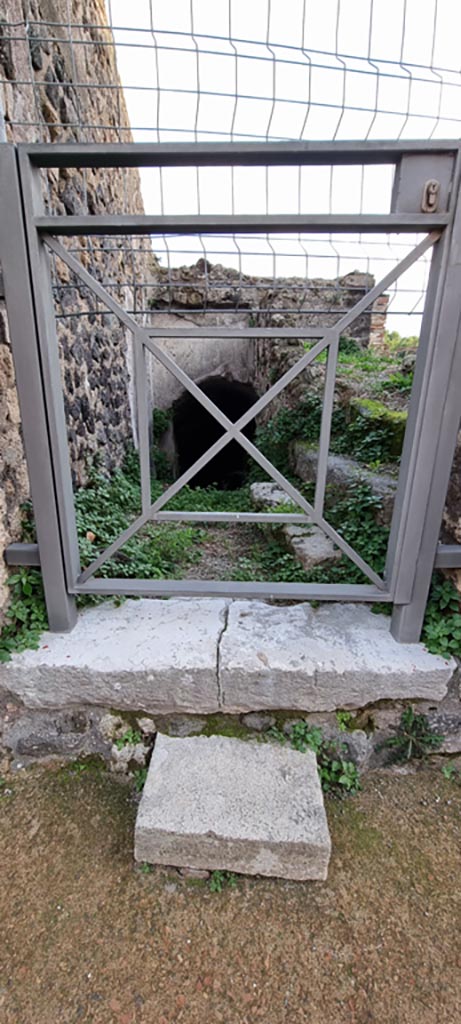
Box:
172;376;258;489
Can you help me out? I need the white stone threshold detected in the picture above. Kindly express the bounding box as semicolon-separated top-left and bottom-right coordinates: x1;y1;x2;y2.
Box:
0;599;454;715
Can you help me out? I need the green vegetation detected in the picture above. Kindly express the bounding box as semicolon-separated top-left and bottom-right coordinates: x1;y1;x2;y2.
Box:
233;481;389;588
253;395;323;477
268;721;360;797
347;398;407;460
75;456;201;583
382;707;443;762
209;870;238;892
441;763;460;782
115;728;142;749
67;756;105;776
336;711;354;732
383;329;418;352
199;715;252;741
0;567;47;663
1;465;459;662
378;371;414;395
1;411;460;665
254;390;407;475
133;767;148;792
422;576;461;657
307;333;413;374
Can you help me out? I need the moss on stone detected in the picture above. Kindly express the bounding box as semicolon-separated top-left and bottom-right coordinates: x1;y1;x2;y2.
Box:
350;397;407;425
350;397;407;428
199;715;253;741
349;397;407;457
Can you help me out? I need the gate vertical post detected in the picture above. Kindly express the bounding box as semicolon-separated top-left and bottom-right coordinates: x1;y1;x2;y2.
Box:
17;147;82;602
388;148;461;642
0;145;77;631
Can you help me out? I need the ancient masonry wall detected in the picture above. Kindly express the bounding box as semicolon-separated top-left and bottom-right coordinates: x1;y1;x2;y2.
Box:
0;0;151;619
147;260;387;415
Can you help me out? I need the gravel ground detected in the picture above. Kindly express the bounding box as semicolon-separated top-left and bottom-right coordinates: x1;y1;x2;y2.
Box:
0;762;460;1024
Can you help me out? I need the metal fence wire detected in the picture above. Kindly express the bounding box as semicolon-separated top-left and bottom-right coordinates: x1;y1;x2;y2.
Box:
2;1;459;332
3;1;461;143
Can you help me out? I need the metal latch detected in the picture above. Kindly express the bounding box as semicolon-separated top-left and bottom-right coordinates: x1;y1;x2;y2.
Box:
421;179;440;213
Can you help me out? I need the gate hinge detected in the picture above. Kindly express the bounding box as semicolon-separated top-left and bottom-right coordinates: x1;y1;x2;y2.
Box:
421;179;440;213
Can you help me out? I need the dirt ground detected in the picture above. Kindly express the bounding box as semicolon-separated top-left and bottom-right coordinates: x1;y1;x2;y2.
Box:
181;522;264;580
0;762;460;1024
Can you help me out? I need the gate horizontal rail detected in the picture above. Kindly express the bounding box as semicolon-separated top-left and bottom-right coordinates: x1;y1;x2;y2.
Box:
34;214;450;234
21;139;460;167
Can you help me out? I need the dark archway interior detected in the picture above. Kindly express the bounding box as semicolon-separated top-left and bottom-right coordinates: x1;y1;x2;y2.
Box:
172;377;258;489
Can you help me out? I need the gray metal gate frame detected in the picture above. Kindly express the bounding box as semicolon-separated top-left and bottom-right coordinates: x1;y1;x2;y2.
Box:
1;140;461;643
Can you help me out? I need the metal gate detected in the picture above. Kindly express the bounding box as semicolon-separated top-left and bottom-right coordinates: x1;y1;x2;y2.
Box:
1;140;461;642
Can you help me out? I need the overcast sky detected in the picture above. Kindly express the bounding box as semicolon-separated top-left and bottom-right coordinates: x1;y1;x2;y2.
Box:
105;0;460;335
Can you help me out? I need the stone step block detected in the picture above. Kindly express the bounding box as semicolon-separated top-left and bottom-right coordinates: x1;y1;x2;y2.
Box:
135;733;331;881
0;598;226;714
250;481;341;569
220;601;455;713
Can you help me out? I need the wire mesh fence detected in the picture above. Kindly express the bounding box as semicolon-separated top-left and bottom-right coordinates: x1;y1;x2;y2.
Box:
2;1;455;336
3;1;461;142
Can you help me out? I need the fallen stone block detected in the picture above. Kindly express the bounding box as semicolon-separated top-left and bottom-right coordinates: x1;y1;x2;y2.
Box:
250;481;341;569
135;733;331;881
291;443;398;525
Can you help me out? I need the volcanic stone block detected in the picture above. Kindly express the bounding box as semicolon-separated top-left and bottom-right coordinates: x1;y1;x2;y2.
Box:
291;444;398;525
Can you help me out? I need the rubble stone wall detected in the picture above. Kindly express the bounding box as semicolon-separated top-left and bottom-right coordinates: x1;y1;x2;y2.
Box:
0;0;150;619
148;260;386;418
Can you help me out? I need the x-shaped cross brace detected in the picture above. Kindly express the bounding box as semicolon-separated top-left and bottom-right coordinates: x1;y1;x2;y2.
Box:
44;231;439;588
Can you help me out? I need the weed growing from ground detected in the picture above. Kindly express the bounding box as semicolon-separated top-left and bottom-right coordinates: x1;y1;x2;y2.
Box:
378;371;414;395
209;870;238;892
268;722;360;797
336;711;354;732
384;329;419;351
232;482;389;588
133;767;148;792
0;568;47;662
382;707;443;762
422;577;461;657
65;757;105;777
1;452;459;664
115;729;142;749
253;396;323;478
